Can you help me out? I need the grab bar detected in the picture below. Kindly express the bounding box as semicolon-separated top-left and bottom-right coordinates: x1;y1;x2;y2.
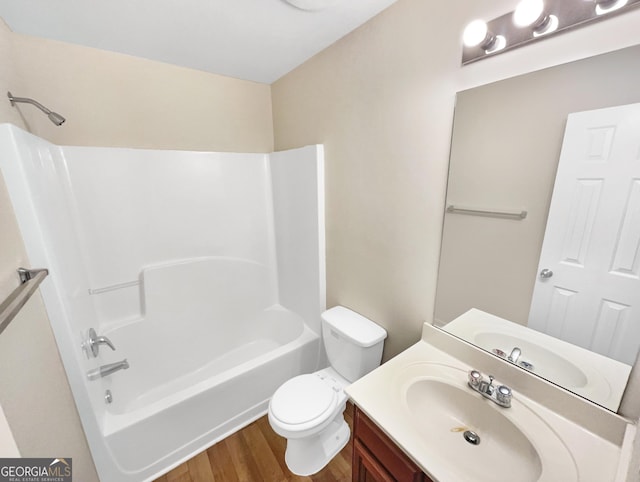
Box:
87;279;139;295
0;268;49;336
446;204;527;220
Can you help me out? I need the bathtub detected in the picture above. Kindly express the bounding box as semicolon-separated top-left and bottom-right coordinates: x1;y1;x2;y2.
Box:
103;313;319;480
0;125;326;482
89;259;321;480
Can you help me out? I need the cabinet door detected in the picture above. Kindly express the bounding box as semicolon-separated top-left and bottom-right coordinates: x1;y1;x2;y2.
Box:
353;439;395;482
353;407;430;482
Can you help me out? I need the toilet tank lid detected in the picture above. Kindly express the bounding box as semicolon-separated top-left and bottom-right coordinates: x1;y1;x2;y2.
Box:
321;306;387;347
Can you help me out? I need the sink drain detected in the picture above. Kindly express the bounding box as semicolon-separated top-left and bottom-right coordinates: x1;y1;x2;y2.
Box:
463;430;480;445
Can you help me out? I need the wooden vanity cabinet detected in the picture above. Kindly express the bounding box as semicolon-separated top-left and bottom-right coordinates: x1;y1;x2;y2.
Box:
352;406;433;482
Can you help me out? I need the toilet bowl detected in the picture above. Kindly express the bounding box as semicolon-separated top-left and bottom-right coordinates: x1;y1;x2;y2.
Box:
268;368;350;475
268;306;387;476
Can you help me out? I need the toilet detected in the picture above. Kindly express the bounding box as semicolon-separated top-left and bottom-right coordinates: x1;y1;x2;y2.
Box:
268;306;387;476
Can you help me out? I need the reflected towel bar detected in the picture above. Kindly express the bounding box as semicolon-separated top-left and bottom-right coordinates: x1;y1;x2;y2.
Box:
446;205;527;220
0;268;49;336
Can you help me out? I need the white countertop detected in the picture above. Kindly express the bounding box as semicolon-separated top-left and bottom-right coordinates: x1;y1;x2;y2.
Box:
346;329;633;482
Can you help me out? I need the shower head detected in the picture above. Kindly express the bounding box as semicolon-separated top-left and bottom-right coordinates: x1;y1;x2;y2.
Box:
47;111;66;126
7;91;66;126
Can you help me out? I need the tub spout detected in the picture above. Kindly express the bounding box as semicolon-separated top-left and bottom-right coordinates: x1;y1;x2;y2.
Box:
87;359;129;381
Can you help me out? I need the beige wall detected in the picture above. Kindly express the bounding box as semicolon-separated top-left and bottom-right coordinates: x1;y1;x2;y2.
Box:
10;33;273;152
0;18;26;286
0;19;25;132
272;0;459;360
0;18;100;482
0;20;273;482
271;0;640;362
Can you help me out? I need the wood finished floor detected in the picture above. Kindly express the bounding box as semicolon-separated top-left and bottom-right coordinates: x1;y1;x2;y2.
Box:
154;403;354;482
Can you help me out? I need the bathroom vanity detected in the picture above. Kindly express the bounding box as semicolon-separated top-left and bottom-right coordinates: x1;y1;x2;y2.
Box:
346;323;635;482
353;407;428;482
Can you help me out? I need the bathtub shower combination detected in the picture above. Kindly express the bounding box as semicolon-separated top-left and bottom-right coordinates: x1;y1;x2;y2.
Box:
0;124;326;481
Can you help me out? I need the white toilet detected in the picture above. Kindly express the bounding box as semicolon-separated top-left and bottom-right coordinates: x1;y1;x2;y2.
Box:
268;305;387;476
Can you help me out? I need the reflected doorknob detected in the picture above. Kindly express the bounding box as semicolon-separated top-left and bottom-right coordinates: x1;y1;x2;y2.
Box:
540;268;553;279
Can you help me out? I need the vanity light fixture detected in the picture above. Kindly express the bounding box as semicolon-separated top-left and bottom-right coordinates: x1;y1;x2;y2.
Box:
594;0;629;15
513;0;559;37
462;20;506;53
461;0;640;64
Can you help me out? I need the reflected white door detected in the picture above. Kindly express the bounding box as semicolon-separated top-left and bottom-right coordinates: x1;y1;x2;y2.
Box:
528;103;640;365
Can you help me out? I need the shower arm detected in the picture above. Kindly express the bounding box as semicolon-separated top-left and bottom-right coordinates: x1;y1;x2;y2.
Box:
8;92;54;114
7;91;66;126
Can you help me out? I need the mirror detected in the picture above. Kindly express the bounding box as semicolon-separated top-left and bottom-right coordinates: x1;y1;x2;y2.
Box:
435;44;640;412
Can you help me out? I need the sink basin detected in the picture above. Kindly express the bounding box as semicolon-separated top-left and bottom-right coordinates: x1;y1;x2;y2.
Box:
396;363;578;482
406;379;541;481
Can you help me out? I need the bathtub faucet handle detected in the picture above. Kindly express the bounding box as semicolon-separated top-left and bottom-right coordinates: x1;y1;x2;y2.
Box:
84;328;116;358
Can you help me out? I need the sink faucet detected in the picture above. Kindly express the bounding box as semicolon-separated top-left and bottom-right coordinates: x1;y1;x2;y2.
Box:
468;370;512;408
479;374;496;396
87;359;130;380
508;347;522;364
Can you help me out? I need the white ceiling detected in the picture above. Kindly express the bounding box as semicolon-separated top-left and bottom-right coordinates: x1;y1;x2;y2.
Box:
0;0;398;84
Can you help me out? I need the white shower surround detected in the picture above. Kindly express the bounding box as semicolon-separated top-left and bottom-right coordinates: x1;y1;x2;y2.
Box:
0;124;326;481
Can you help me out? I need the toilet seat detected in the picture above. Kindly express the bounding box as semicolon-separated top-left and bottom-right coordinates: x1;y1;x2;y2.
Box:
270;374;338;429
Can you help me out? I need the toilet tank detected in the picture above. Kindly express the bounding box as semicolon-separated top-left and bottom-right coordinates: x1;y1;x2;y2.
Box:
321;306;387;383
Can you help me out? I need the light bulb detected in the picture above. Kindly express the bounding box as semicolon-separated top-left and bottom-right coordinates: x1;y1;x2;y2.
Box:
513;0;545;27
463;20;489;48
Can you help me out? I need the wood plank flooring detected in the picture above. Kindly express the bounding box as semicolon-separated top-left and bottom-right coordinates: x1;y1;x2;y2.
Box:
154;403;354;482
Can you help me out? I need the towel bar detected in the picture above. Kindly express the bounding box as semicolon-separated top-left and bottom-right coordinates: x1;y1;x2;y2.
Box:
0;267;49;336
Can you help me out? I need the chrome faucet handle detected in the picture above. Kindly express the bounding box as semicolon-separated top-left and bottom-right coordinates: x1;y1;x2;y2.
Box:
497;385;512;407
468;370;482;387
84;328;116;358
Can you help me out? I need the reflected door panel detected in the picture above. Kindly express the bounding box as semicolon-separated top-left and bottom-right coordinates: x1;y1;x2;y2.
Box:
529;103;640;365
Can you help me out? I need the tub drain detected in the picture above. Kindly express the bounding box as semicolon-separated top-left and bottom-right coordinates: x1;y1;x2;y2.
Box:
463;430;480;445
